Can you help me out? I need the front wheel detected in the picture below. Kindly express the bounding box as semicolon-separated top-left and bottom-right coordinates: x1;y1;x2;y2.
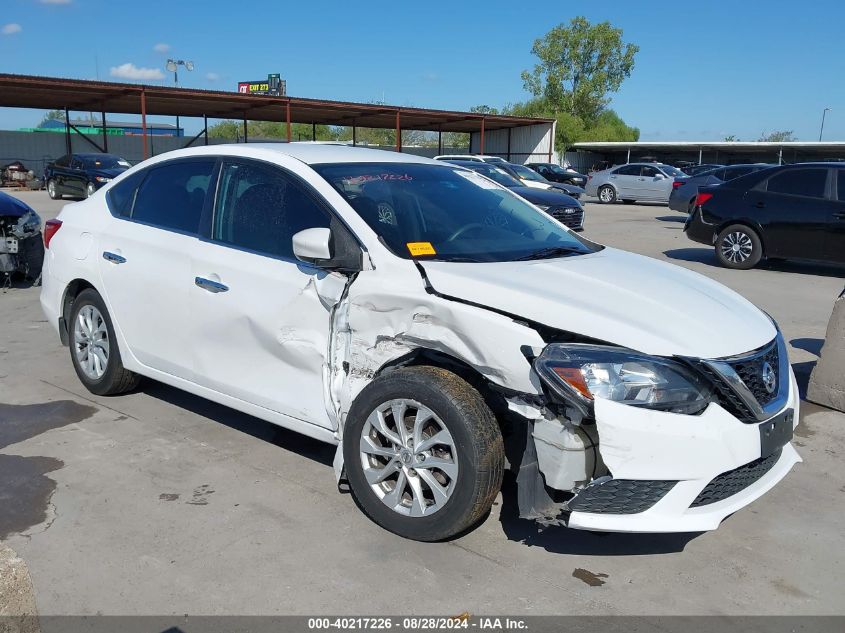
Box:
47;179;61;200
343;366;504;541
69;288;140;395
715;224;762;269
597;185;617;204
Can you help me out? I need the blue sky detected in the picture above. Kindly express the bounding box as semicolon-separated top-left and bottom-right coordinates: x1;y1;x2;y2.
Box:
1;0;843;140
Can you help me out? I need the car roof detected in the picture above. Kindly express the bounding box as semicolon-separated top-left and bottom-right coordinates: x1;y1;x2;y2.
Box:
142;143;444;167
75;152;122;159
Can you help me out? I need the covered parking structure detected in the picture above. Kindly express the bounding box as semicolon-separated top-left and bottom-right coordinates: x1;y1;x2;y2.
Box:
568;141;845;172
0;73;555;163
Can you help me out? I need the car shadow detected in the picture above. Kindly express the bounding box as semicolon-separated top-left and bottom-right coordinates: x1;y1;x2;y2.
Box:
664;248;845;277
655;215;686;223
791;361;816;400
791;337;824;357
140;381;335;467
496;471;702;555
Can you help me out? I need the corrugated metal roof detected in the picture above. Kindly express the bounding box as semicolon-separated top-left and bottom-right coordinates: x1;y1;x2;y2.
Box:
573;141;845;149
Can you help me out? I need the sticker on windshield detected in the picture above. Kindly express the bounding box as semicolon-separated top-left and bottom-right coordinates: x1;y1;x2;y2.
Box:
454;170;498;189
406;242;437;256
341;173;413;186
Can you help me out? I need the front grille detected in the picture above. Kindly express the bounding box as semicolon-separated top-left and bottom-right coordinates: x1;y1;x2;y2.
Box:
697;363;757;423
691;449;782;507
728;342;779;407
567;479;676;515
550;207;584;228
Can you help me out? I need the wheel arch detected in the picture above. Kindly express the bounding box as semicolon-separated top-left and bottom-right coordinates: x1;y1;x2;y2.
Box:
59;278;99;344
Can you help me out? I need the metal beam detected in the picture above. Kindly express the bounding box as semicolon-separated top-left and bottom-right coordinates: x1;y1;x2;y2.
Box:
203;115;208;145
67;122;106;153
141;90;148;159
64;106;71;155
242;117;248;143
101;105;108;152
480;116;485;155
507;127;512;161
395;110;402;152
286;101;291;142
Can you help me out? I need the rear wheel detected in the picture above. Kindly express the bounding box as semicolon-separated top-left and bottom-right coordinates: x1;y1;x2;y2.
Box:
46;179;61;200
344;366;504;541
598;185;617;204
69;288;140;395
715;224;762;269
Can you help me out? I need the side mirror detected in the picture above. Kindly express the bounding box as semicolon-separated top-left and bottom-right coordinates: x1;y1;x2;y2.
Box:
293;227;332;264
655;173;666;180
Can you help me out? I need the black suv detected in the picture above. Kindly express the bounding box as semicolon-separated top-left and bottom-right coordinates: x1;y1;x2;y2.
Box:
45;153;131;200
684;163;845;269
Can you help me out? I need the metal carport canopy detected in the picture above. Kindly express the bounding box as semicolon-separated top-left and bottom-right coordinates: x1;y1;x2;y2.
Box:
0;73;552;133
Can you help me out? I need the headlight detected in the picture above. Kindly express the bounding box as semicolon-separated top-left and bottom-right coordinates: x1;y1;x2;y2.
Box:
534;344;714;415
535;204;551;212
12;209;42;238
95;176;111;183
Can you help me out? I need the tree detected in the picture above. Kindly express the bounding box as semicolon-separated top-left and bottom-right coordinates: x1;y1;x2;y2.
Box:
469;105;499;115
724;135;739;142
521;16;638;124
758;130;796;142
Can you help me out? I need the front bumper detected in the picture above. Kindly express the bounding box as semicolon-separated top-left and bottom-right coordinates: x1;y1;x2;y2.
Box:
561;367;801;533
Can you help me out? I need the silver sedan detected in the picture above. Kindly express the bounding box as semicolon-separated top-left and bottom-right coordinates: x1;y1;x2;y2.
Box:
586;163;686;204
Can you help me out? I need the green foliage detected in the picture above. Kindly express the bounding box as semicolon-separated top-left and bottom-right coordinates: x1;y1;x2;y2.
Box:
207;120;337;141
758;130;796;142
724;135;739;142
521;16;638;124
39;110;66;127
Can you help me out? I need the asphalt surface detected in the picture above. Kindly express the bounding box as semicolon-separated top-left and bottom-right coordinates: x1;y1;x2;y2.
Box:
1;189;844;616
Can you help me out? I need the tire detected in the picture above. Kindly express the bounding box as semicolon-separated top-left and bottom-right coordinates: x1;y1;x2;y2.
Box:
343;366;504;542
715;224;763;270
622;199;636;205
46;179;61;200
85;182;96;198
68;288;140;396
597;185;617;204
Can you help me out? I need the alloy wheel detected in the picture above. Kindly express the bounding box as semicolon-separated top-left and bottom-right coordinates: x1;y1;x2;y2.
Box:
720;231;754;264
599;187;614;202
359;398;458;517
73;304;110;380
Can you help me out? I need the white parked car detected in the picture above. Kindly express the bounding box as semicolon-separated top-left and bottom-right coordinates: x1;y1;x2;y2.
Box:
586;162;686;204
433;154;508;164
41;144;800;541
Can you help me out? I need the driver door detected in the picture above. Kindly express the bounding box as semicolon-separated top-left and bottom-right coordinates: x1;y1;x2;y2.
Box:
189;158;351;429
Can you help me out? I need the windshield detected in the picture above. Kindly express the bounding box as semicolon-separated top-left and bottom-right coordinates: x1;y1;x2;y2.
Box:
82;155;131;169
314;163;599;263
659;165;686;177
464;164;522;188
509;163;547;182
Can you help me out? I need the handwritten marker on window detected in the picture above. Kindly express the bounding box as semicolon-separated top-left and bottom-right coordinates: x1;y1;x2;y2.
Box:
407;242;436;257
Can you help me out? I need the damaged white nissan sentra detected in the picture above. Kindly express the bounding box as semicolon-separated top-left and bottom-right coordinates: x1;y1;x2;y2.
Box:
41;144;801;541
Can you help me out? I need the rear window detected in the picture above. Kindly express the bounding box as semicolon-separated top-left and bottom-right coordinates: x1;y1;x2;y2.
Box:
766;169;828;199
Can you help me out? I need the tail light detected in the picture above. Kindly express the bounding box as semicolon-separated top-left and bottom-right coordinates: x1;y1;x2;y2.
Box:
43;219;62;248
672;180;684;189
695;192;714;206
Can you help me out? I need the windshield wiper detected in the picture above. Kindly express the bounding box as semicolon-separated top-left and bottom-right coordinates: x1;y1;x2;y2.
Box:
515;246;583;261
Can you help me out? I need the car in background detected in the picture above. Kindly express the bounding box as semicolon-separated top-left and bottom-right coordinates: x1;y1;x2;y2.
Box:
45;153;132;200
526;163;588;187
586;163;686;204
494;163;584;198
0;190;43;282
447;159;585;230
670;164;774;213
684;164;725;177
684;163;845;269
433;154;508;165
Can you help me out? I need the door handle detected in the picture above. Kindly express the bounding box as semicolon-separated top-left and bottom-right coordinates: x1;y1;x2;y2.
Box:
102;251;126;264
195;277;229;293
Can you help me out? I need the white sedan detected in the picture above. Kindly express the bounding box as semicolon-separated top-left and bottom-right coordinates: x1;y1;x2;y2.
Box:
40;144;799;541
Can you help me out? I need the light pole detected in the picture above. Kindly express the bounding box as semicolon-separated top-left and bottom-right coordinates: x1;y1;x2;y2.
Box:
166;58;194;138
819;107;831;142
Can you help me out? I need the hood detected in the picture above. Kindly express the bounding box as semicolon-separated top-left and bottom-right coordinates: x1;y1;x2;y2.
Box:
420;248;775;359
92;167;128;178
0;191;35;217
550;183;585;195
510;186;579;207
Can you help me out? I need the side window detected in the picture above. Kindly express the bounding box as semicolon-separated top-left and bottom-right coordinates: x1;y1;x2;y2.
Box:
766;169;828;199
131;159;215;232
212;160;331;259
725;167;751;180
711;169;727;181
837;170;845;202
106;170;146;217
70;157;83;170
641;165;660;177
613;165;638;176
55;155;69;167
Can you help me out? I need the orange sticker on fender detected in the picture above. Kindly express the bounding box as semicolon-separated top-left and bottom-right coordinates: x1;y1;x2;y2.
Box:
407;242;436;256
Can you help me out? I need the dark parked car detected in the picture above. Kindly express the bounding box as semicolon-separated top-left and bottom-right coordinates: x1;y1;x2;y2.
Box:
496;163;584;198
683;163;725;177
526;162;588;187
447;160;585;230
45;153;131;200
670;164;773;213
684;163;845;269
0;191;43;282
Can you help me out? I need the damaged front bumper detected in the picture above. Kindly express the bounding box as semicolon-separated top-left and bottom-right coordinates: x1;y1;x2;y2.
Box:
531;367;802;533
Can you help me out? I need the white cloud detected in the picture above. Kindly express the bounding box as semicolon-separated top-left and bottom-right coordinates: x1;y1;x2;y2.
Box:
1;23;22;35
153;42;170;53
39;0;72;4
205;72;220;81
110;63;165;81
